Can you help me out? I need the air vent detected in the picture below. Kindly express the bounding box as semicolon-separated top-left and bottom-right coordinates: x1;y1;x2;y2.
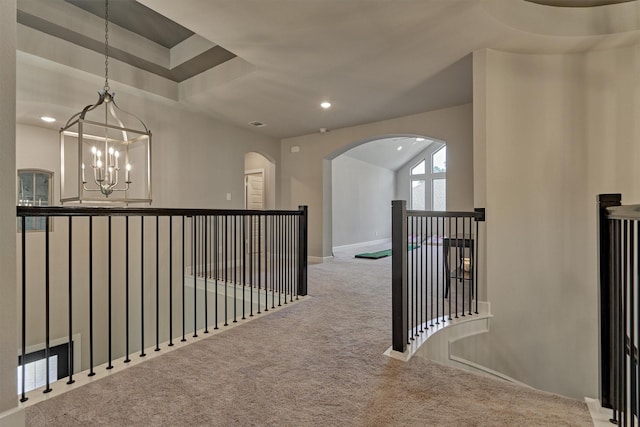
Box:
248;121;266;128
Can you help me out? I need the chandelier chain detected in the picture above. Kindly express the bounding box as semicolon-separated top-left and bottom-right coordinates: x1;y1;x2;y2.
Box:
104;0;110;92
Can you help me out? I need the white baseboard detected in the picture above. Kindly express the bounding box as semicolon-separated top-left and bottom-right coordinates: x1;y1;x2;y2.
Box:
585;397;617;427
332;238;391;252
308;256;333;264
0;406;24;427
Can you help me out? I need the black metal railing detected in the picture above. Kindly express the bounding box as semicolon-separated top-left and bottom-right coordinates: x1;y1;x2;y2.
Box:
16;205;308;402
598;194;639;425
391;200;485;353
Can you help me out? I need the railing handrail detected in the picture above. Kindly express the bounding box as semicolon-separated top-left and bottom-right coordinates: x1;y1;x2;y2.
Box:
406;209;485;220
17;206;305;217
606;204;640;221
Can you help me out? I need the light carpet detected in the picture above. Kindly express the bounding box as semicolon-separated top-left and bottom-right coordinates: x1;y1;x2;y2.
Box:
25;244;592;426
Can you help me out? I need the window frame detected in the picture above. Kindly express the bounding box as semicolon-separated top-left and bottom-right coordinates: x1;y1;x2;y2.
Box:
17;169;54;232
408;144;446;211
410;159;427;210
430;146;446;211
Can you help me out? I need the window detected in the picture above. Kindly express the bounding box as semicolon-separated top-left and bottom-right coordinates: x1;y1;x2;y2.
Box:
17;170;53;231
431;146;446;210
409;145;446;211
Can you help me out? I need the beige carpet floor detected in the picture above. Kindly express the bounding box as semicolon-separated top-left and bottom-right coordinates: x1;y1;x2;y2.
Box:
25;243;592;426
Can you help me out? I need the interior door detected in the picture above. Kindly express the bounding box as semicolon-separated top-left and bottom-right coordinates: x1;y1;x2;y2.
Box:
245;172;264;210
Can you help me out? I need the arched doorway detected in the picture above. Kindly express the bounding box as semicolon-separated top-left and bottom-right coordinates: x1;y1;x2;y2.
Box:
329;135;444;252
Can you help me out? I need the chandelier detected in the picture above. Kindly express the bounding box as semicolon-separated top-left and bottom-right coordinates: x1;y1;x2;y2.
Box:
60;0;152;204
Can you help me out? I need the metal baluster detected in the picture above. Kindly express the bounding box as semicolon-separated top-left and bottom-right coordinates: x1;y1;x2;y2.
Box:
409;215;414;340
461;216;465;318
271;216;275;309
624;220;629;425
223;215;228;327
67;217;75;384
250;215;254;315
204;216;209;333
233;215;238;323
89;216;95;375
448;217;452;320
258;216;262;314
192;216;197;338
611;220;620;424
108;216;114;367
630;221;636;427
630;225;640;426
279;215;282;307
141;216;146;356
44;216;52;392
419;216;424;333
169;217;174;347
435;217;440;325
20;216;27;402
125;217;131;361
264;216;269;310
156;216;161;349
291;215;295;301
475;216;479;314
454;216;459;319
181;217;186;343
242;214;247;320
215;215;220;328
427;216;440;328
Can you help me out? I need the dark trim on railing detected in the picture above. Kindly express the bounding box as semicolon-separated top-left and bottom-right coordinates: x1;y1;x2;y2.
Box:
108;217;114;369
597;193;622;411
44;217;52;393
88;216;95;377
392;201;485;355
67;217;75;385
298;205;308;296
392;200;408;353
20;218;27;402
17;206;303;217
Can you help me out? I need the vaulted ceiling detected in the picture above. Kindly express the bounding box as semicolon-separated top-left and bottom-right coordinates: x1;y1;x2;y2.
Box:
15;0;640;140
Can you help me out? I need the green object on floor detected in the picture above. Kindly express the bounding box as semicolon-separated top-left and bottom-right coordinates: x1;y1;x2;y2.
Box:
354;244;419;259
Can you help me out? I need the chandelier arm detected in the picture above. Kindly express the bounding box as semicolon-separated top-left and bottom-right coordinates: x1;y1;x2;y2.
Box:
108;102;128;142
63;93;106;129
109;97;150;134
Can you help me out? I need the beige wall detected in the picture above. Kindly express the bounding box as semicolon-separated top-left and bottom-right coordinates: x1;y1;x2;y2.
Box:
464;46;640;399
331;155;395;248
281;103;474;258
0;0;18;418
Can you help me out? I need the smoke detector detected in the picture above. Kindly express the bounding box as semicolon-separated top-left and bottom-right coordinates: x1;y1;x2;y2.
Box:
248;121;266;128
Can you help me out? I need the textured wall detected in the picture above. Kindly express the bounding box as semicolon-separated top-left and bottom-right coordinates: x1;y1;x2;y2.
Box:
465;45;640;399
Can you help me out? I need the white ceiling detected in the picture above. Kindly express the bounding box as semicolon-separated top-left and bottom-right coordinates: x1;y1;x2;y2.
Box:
343;136;437;171
15;0;640;140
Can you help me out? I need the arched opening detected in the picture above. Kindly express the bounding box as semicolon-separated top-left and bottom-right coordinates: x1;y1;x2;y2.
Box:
244;152;276;210
329;135;445;252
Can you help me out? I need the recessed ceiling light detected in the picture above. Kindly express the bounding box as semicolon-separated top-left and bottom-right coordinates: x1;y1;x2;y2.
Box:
397;146;403;151
41;116;56;123
320;102;331;109
416;137;425;142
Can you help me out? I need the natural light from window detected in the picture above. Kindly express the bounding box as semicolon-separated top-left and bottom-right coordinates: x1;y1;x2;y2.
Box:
17;356;58;394
410;144;446;211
